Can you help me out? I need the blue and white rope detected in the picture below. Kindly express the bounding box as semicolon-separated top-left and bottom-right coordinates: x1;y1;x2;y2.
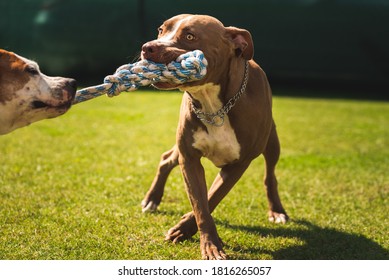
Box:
73;50;208;104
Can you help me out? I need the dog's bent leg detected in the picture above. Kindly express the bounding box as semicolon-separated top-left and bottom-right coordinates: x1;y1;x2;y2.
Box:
169;157;226;260
208;161;252;211
142;145;179;212
166;161;251;256
263;122;288;224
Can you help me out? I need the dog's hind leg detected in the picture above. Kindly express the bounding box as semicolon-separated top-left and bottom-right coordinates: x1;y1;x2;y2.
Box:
142;145;179;212
263;121;289;223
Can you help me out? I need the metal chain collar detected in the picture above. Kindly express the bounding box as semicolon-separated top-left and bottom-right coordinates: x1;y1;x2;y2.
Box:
190;60;249;127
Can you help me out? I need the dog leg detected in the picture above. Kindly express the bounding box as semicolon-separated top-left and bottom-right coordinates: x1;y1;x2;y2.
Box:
263;122;289;224
166;161;251;259
172;158;227;260
142;145;179;212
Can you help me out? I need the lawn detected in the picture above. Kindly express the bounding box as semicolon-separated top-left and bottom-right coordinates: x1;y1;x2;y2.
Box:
0;90;388;260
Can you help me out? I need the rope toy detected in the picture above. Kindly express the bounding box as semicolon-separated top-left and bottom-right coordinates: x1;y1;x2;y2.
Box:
73;50;207;104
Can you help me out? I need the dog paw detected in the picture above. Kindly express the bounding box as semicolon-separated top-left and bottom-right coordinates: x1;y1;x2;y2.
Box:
166;226;187;243
141;199;159;213
200;234;227;260
268;211;289;224
201;243;227;260
165;213;197;243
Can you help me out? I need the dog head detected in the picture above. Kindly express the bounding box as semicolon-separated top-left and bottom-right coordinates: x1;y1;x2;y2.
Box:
141;14;254;90
0;49;76;135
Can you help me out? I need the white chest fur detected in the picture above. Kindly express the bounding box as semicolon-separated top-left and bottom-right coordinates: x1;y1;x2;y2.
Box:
192;120;241;167
184;83;241;167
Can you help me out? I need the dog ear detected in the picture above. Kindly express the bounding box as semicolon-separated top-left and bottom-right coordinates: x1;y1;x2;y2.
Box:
225;27;254;60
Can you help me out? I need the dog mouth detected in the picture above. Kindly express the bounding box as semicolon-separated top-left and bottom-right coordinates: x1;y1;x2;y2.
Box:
152;81;178;90
140;56;180;90
31;100;72;110
31;87;76;111
32;100;51;109
141;48;190;90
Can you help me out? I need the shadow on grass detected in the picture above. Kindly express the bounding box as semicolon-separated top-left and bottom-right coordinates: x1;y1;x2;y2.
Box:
222;219;389;260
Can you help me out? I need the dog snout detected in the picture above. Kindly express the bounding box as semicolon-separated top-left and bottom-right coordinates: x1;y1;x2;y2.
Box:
141;41;164;61
66;78;77;90
142;41;158;54
65;78;77;98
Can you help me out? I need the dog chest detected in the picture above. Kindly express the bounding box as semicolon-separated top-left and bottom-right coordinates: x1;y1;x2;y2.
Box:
192;120;241;167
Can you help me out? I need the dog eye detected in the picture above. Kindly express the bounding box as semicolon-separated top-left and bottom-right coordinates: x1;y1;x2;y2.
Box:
186;33;195;41
157;27;163;35
25;66;39;75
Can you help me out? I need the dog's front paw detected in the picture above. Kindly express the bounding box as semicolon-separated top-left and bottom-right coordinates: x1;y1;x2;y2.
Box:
268;211;289;224
165;213;197;243
200;233;227;260
141;199;159;213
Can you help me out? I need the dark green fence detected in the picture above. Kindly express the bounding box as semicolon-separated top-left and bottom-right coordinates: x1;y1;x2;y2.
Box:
1;0;388;92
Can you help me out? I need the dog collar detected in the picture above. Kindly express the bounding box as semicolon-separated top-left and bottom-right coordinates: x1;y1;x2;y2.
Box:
190;60;249;127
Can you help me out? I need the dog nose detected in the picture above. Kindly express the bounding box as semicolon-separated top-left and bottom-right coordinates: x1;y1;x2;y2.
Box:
66;78;77;90
141;41;163;61
65;79;77;98
142;42;157;54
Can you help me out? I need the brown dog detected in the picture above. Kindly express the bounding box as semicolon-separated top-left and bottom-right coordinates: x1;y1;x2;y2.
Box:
140;14;288;260
0;49;76;135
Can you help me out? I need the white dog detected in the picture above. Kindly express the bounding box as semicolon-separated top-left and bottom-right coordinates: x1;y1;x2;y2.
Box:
0;49;76;135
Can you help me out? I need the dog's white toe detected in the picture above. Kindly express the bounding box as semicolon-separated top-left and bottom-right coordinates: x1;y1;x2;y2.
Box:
142;201;158;213
268;212;288;224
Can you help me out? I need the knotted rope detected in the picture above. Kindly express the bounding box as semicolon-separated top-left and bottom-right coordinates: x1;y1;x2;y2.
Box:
73;50;207;104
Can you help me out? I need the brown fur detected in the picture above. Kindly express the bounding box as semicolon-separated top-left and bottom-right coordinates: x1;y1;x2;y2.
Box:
0;50;29;104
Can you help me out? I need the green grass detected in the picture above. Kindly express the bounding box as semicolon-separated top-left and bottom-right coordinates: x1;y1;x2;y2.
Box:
0;90;388;260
